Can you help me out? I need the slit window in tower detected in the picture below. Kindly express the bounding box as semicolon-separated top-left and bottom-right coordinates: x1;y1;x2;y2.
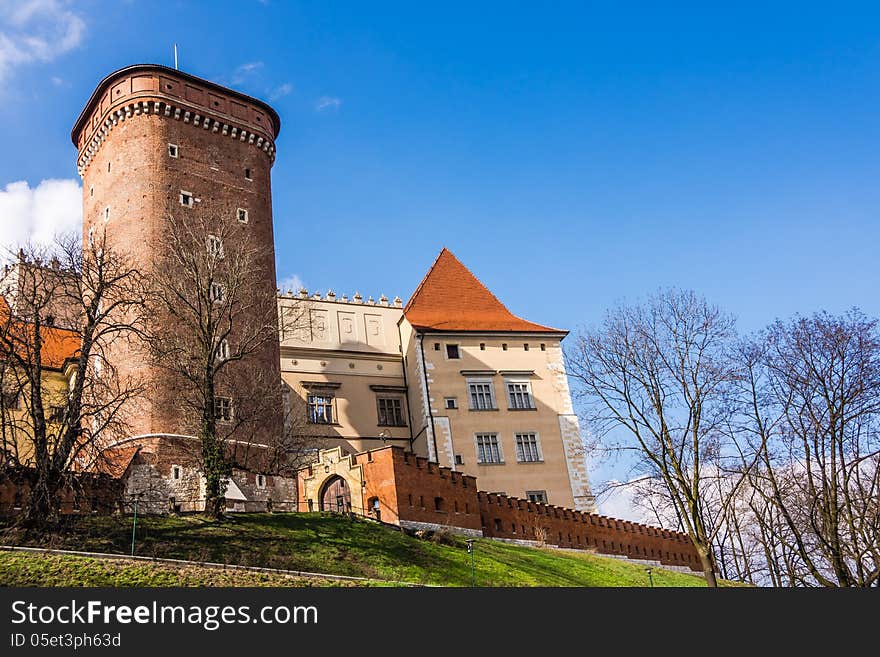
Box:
168;144;178;158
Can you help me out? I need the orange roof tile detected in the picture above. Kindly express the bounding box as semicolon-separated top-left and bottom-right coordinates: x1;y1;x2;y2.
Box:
404;248;564;333
0;296;79;369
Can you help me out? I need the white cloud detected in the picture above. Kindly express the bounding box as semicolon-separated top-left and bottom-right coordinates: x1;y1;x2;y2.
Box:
278;274;305;294
0;0;86;83
0;179;82;258
269;82;293;101
231;60;263;84
315;96;341;112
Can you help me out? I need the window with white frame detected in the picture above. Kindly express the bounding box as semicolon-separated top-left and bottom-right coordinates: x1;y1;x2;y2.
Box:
210;282;226;303
506;380;534;409
216;339;230;361
444;397;458;410
445;343;460;359
214;397;233;422
207;234;224;258
526;490;547;503
172;465;182;480
168;143;179;158
256;474;266;489
515;432;542;462
377;396;406;426
475;433;503;464
467;380;496;410
180;191;194;207
87;227;95;247
104;207;110;222
237;208;248;223
307;394;335;424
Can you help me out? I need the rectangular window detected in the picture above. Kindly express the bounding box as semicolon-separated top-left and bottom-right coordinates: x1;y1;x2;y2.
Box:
207;234;224;258
506;381;534;409
237;208;248;223
245;168;252;180
377;397;405;426
214;397;233;422
216;339;230;361
433;343;440;351
172;465;182;480
307;394;334;424
445;344;460;359
454;454;463;465
210;282;226;303
444;397;458;410
256;474;266;489
540;343;546;351
180;191;193;207
501;343;508;351
2;391;21;410
168;144;179;158
479;343;486;351
523;343;529;351
515;432;542;462
475;433;503;464
468;380;496;410
104;207;110;222
527;490;548;503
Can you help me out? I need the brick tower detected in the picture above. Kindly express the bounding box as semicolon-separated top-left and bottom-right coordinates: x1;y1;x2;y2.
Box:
71;64;282;447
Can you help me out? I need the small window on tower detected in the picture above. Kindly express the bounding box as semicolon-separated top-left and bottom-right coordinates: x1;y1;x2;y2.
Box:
244;168;252;180
207;234;224;258
107;162;111;173
168;144;179;158
180;191;194;207
89;186;94;197
446;344;460;359
210;282;227;303
502;343;508;351
104;207;110;222
237;208;248;223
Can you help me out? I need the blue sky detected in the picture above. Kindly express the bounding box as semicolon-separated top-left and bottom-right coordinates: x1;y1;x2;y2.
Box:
2;1;879;498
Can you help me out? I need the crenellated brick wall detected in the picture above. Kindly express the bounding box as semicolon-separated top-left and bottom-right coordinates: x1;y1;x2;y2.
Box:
297;445;702;572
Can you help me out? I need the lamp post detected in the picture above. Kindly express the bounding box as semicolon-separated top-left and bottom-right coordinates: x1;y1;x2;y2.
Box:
466;539;476;587
646;567;654;588
130;493;139;557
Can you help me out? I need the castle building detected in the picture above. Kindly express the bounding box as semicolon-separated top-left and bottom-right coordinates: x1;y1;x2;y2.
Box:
71;64;283;446
2;63;596;516
280;249;596;511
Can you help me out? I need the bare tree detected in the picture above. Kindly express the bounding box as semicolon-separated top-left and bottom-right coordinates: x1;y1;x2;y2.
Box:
147;214;307;518
0;231;145;529
736;311;880;587
567;289;750;586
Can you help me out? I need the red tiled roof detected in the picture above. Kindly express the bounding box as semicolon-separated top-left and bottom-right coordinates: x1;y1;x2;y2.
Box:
403;248;564;333
0;296;79;369
88;445;141;478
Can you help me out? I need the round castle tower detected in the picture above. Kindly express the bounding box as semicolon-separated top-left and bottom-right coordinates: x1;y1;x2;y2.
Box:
71;64;282;446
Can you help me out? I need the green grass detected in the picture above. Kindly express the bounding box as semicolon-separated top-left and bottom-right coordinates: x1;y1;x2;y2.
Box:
0;551;363;587
0;513;733;587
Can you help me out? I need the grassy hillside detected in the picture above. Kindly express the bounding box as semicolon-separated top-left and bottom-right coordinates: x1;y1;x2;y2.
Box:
0;513;724;587
0;551;364;587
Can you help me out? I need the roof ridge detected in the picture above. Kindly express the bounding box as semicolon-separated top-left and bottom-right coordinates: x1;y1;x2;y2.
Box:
403;247;449;314
403;248;563;334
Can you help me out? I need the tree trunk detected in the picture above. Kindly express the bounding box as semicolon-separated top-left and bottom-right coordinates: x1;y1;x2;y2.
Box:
697;545;718;587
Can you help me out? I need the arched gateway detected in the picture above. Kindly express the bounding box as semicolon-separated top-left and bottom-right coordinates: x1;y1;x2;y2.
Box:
319;475;351;512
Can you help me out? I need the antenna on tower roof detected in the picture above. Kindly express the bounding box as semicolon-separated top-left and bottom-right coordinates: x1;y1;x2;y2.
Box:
173;44;179;70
